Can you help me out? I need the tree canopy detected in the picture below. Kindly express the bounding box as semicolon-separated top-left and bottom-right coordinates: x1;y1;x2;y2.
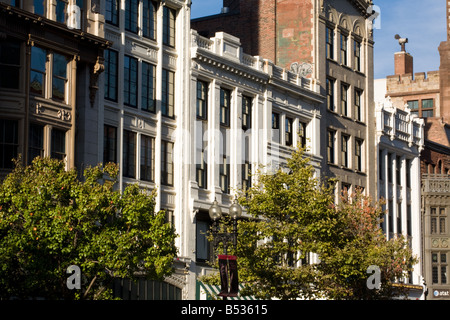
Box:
227;147;417;300
0;157;177;299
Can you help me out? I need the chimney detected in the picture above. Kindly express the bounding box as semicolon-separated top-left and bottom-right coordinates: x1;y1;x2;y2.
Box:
394;34;413;75
394;51;413;75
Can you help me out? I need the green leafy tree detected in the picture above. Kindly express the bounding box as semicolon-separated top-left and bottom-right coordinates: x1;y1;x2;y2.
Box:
316;189;418;299
235;147;341;300
0;157;177;300
233;147;417;300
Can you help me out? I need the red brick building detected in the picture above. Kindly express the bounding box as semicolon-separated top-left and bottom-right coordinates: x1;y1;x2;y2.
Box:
192;0;377;199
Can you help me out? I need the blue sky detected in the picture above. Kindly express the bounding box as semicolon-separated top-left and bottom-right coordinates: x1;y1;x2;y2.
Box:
190;0;447;79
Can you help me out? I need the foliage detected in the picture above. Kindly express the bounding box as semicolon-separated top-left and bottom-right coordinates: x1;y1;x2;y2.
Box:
230;147;417;300
0;157;177;300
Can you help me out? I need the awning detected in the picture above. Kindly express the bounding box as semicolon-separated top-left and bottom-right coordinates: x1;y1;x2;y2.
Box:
196;281;259;300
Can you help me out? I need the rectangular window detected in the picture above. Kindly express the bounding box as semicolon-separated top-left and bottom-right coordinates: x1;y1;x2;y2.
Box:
162;69;175;118
124;55;138;107
56;0;67;23
161;140;174;186
388;153;393;183
34;0;45;15
220;88;231;127
52;53;68;101
30;46;46;96
326;27;334;60
354;39;361;71
355;139;363;172
379;151;384;181
327;130;335;164
407;100;418;111
0;119;18;169
242;161;251;190
272;112;280;143
140;134;155;182
396;156;402;185
242;95;252;131
142;62;156;112
143;0;157;40
397;203;402;234
407;205;412;236
341;83;349;116
340;34;348;65
163;6;176;47
196;121;207;189
196;219;211;262
196;81;208;120
285;117;293;147
28;123;44;165
103;125;117;164
0;40;21;89
105;0;119;26
406;159;411;188
125;0;139;33
104;49;118;101
355;89;362;121
388;200;394;234
220;155;229;194
422;99;434;118
326;78;335;111
298;121;307;148
341;134;349;168
123;130;136;178
51;128;66;161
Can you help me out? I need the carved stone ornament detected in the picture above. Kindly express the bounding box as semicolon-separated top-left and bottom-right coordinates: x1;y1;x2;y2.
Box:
89;57;105;107
57;109;72;121
290;62;313;78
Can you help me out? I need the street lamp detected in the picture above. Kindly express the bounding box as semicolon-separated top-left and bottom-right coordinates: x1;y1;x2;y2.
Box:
208;198;242;255
208;198;242;298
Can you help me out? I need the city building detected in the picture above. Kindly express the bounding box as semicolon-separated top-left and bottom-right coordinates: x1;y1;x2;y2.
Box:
87;0;192;299
375;96;425;298
188;30;324;299
375;1;450;300
0;1;109;177
191;0;377;201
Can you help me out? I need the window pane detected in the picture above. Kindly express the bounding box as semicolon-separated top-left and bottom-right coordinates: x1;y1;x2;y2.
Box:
123;130;136;178
163;7;176;47
56;0;67;23
34;0;45;15
162;69;174;117
0;119;18;169
105;0;119;25
125;0;139;33
142;62;156;112
407;100;418;110
104;49;118;101
124;56;138;107
140;135;155;182
28;123;44;164
51;128;66;161
103;125;117;163
0;40;21;89
143;0;157;39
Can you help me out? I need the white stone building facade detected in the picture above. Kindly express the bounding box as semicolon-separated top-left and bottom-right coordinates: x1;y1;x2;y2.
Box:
376;97;426;299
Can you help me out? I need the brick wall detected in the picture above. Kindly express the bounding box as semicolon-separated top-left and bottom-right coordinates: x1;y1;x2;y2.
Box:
191;0;313;69
275;0;313;68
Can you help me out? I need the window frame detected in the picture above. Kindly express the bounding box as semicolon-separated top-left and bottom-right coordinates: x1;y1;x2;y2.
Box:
140;134;155;182
141;61;156;113
162;69;175;118
161;140;174;186
125;0;139;33
163;6;176;48
104;49;118;102
123;55;138;108
123;129;137;179
103;124;117;164
0;119;19;169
